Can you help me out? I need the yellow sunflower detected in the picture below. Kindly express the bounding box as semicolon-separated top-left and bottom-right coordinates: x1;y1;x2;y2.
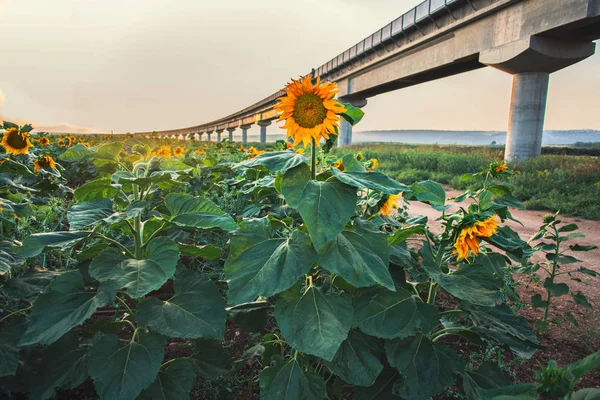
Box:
379;194;401;216
495;163;508;174
274;74;346;147
1;128;33;155
453;216;499;260
57;139;66;147
33;155;57;173
332;159;344;171
173;146;185;157
370;158;378;169
155;146;171;158
38;137;51;146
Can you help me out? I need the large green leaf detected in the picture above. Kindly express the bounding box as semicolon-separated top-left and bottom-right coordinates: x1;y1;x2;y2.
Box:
67;199;115;230
339;102;365;125
476;384;538;399
236;151;309;173
88;333;166;400
3;269;61;299
317;220;393;291
227;301;270;333
324;330;383;387
138;359;194;400
422;255;502;307
89;236;179;298
0;241;25;275
19;271;116;346
331;166;409;196
96;142;123;161
17;231;92;258
571;389;600;400
462;362;512;400
281;163;357;250
275;287;353;361
188;338;232;379
386;333;465;400
74;178;120;202
566;349;600;381
178;243;221;259
137;269;226;339
353;368;401;400
224;230;315;305
260;358;326;400
463;303;539;359
353;287;439;339
30;332;90;400
408;180;449;211
59;144;95;162
0;320;26;377
164;193;237;232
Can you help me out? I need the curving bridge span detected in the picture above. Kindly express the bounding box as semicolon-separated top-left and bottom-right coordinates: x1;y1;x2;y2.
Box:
133;0;600;160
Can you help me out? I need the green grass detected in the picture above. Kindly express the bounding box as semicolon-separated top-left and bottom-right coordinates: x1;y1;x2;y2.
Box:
332;144;600;220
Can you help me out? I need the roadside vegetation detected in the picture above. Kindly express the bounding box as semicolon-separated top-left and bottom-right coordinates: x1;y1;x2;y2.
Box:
334;144;600;220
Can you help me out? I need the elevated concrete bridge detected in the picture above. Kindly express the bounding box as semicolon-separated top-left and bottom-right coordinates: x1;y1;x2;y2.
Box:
135;0;600;160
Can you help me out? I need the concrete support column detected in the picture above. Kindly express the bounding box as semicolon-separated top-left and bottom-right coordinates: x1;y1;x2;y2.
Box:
207;133;212;142
337;98;367;147
216;131;223;142
240;125;251;143
227;127;235;141
505;72;549;161
257;121;271;143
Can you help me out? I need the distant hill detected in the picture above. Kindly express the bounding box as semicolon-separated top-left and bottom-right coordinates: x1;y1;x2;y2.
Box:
352;130;600;146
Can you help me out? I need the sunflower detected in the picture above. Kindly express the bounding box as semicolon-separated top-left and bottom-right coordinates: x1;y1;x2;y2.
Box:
248;146;265;159
173;146;185;157
68;135;77;143
379;194;401;216
370;158;378;169
237;145;244;151
155;146;171;158
38;137;51;146
1;128;33;155
65;138;72;147
57;139;66;147
453;216;499;260
196;148;205;155
495;163;508;174
83;143;90;148
274;74;346;147
33;155;57;173
332;159;344;171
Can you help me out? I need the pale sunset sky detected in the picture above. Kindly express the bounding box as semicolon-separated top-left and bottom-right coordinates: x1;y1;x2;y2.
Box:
0;0;599;135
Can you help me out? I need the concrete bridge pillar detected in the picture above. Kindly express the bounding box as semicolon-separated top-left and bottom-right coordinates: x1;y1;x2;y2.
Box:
241;125;251;143
207;133;212;142
227;127;236;141
258;121;271;143
337;98;367;147
216;130;223;142
480;36;595;161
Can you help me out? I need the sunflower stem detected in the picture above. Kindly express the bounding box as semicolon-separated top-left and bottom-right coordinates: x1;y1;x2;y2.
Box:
311;138;317;180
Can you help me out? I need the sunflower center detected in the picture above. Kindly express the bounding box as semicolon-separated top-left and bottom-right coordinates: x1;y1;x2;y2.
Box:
293;94;328;129
6;130;28;150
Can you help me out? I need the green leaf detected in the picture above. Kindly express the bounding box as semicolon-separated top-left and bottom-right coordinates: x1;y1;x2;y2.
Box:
558;223;579;232
570;244;598;252
463;303;540;359
227;301;270;333
560;232;586;242
476;384;538;399
188;338;232;379
386;333;465;400
0;320;26;377
324;330;383;387
494;194;525;209
0;241;25;276
138;359;194;400
408;181;448;211
275;287;353;361
571;388;600;400
260;358;326;400
422;257;502;307
137;269;226;339
353;287;439;339
331;168;409;195
19;271;116;346
96;142;123;161
353;368;401;400
546;253;581;264
59;144;95;162
531;294;549;309
178;243;221;259
572;292;592;309
281;163;357;250
566;349;600;381
578;267;598;277
88;333;166;400
3;269;61;299
339;102;365;126
30;332;90;400
388;225;426;246
236;151;309;173
543;278;569;297
317;220;393;291
74;178;120;202
90;236;179;298
224;230;315;305
165;193;237;232
67;199;115;230
462;362;512;400
17;231;91;258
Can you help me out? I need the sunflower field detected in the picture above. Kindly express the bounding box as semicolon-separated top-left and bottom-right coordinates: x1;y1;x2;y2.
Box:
1;76;599;400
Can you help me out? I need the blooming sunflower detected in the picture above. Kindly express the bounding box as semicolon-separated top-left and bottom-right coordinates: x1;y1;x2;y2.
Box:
195;148;206;155
38;137;51;146
156;146;171;158
495;163;508;174
370;158;378;169
379;194;401;216
1;128;33;155
453;216;499;260
57;139;66;147
332;159;344;171
274;74;346;147
173;146;185;157
33;155;57;173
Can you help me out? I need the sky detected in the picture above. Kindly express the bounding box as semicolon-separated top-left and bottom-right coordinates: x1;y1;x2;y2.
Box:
0;0;599;135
